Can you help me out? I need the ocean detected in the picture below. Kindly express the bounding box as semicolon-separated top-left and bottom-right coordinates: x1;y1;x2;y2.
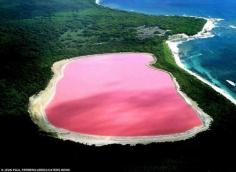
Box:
99;0;236;102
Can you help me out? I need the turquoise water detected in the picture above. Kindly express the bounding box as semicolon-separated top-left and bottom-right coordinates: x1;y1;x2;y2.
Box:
100;0;236;100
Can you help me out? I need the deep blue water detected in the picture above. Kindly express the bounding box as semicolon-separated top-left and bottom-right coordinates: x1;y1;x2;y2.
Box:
100;0;236;100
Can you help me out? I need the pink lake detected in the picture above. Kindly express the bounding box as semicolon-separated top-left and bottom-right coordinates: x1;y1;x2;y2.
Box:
45;53;202;136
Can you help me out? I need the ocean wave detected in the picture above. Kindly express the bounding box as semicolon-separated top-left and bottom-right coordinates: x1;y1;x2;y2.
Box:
226;80;236;87
187;53;203;59
229;25;236;29
95;0;101;5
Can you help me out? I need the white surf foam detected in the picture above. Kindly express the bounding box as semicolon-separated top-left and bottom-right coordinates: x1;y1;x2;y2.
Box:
93;0;235;105
95;0;101;5
229;25;236;29
226;80;236;87
167;18;236;105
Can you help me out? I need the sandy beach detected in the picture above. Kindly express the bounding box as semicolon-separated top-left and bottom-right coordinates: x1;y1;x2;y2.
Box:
96;0;235;105
167;18;236;106
28;53;212;146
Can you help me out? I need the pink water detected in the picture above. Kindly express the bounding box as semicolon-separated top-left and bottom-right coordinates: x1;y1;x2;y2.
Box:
45;53;202;136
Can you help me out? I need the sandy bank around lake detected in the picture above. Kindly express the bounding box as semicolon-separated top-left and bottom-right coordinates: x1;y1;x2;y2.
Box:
28;53;212;146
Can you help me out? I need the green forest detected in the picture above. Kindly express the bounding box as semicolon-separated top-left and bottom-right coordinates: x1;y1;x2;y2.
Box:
0;0;236;171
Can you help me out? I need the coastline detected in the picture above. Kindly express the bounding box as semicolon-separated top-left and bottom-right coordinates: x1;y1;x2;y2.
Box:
28;53;212;146
27;0;228;146
166;18;236;105
96;0;236;105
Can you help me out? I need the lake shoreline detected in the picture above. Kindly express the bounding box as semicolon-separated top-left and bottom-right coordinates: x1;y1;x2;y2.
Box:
28;53;212;146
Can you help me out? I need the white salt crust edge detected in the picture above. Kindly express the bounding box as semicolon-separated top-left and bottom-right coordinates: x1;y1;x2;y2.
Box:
28;52;212;146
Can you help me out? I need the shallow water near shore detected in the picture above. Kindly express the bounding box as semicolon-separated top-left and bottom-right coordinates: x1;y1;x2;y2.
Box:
100;0;236;100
